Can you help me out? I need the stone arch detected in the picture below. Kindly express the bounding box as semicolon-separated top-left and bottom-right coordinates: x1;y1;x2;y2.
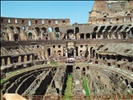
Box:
75;27;79;34
90;47;93;58
82;67;86;75
55;27;60;32
86;33;90;39
80;50;83;56
130;82;133;88
57;50;61;55
80;33;84;39
14;34;19;41
10;26;14;30
47;48;51;56
68;48;74;58
16;27;21;33
35;27;40;36
42;27;47;33
125;79;129;85
67;29;74;40
76;66;80;69
48;27;53;32
1;32;9;41
28;32;33;40
92;49;96;58
92;32;96;39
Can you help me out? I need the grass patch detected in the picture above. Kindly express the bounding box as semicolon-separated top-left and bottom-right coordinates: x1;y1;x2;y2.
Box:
82;76;90;96
50;62;58;65
64;74;73;100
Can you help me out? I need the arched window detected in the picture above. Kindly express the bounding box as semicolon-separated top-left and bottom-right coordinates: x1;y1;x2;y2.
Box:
80;33;84;39
48;27;52;32
123;18;126;22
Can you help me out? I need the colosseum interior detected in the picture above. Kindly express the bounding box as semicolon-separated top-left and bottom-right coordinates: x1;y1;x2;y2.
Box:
1;0;133;100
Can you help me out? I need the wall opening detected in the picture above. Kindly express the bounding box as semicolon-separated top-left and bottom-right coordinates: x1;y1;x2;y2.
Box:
68;48;74;58
42;20;45;24
47;48;51;56
67;65;73;74
15;19;18;24
28;20;31;26
14;34;19;41
80;33;84;39
86;33;90;39
75;27;79;33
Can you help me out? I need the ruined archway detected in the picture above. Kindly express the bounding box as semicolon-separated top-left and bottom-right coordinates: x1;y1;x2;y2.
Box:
86;33;90;39
68;48;74;58
47;48;51;56
57;50;61;55
35;27;40;36
80;33;84;39
14;34;19;41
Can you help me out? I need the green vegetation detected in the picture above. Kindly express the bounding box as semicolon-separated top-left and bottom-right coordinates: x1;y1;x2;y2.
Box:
82;76;90;96
64;74;73;100
50;61;58;65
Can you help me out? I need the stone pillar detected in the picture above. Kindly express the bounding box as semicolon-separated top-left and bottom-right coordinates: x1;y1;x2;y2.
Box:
90;34;92;39
65;49;67;57
84;34;86;39
101;34;103;39
74;49;76;58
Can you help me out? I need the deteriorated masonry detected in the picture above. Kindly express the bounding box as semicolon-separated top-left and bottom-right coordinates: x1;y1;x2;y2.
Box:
1;0;133;100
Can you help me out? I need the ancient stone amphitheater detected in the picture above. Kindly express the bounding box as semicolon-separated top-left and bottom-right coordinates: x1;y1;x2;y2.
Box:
1;0;133;100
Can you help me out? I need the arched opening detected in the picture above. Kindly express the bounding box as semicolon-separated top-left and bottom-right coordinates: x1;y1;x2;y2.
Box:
86;33;90;39
80;33;84;39
125;79;128;85
47;48;51;56
28;32;32;40
55;27;60;39
127;57;132;62
48;27;52;32
14;34;19;41
16;27;20;33
42;27;47;33
117;55;121;61
82;68;86;75
130;82;133;88
92;50;95;58
96;53;98;59
75;27;79;33
90;47;93;58
10;26;14;30
92;33;96;39
56;88;59;94
68;48;74;58
57;50;61;55
55;20;58;24
111;55;115;60
55;27;59;32
35;27;40;36
106;55;110;60
67;29;74;40
76;66;80;69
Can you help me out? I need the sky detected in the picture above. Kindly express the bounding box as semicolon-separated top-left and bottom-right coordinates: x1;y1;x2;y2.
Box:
1;1;94;25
